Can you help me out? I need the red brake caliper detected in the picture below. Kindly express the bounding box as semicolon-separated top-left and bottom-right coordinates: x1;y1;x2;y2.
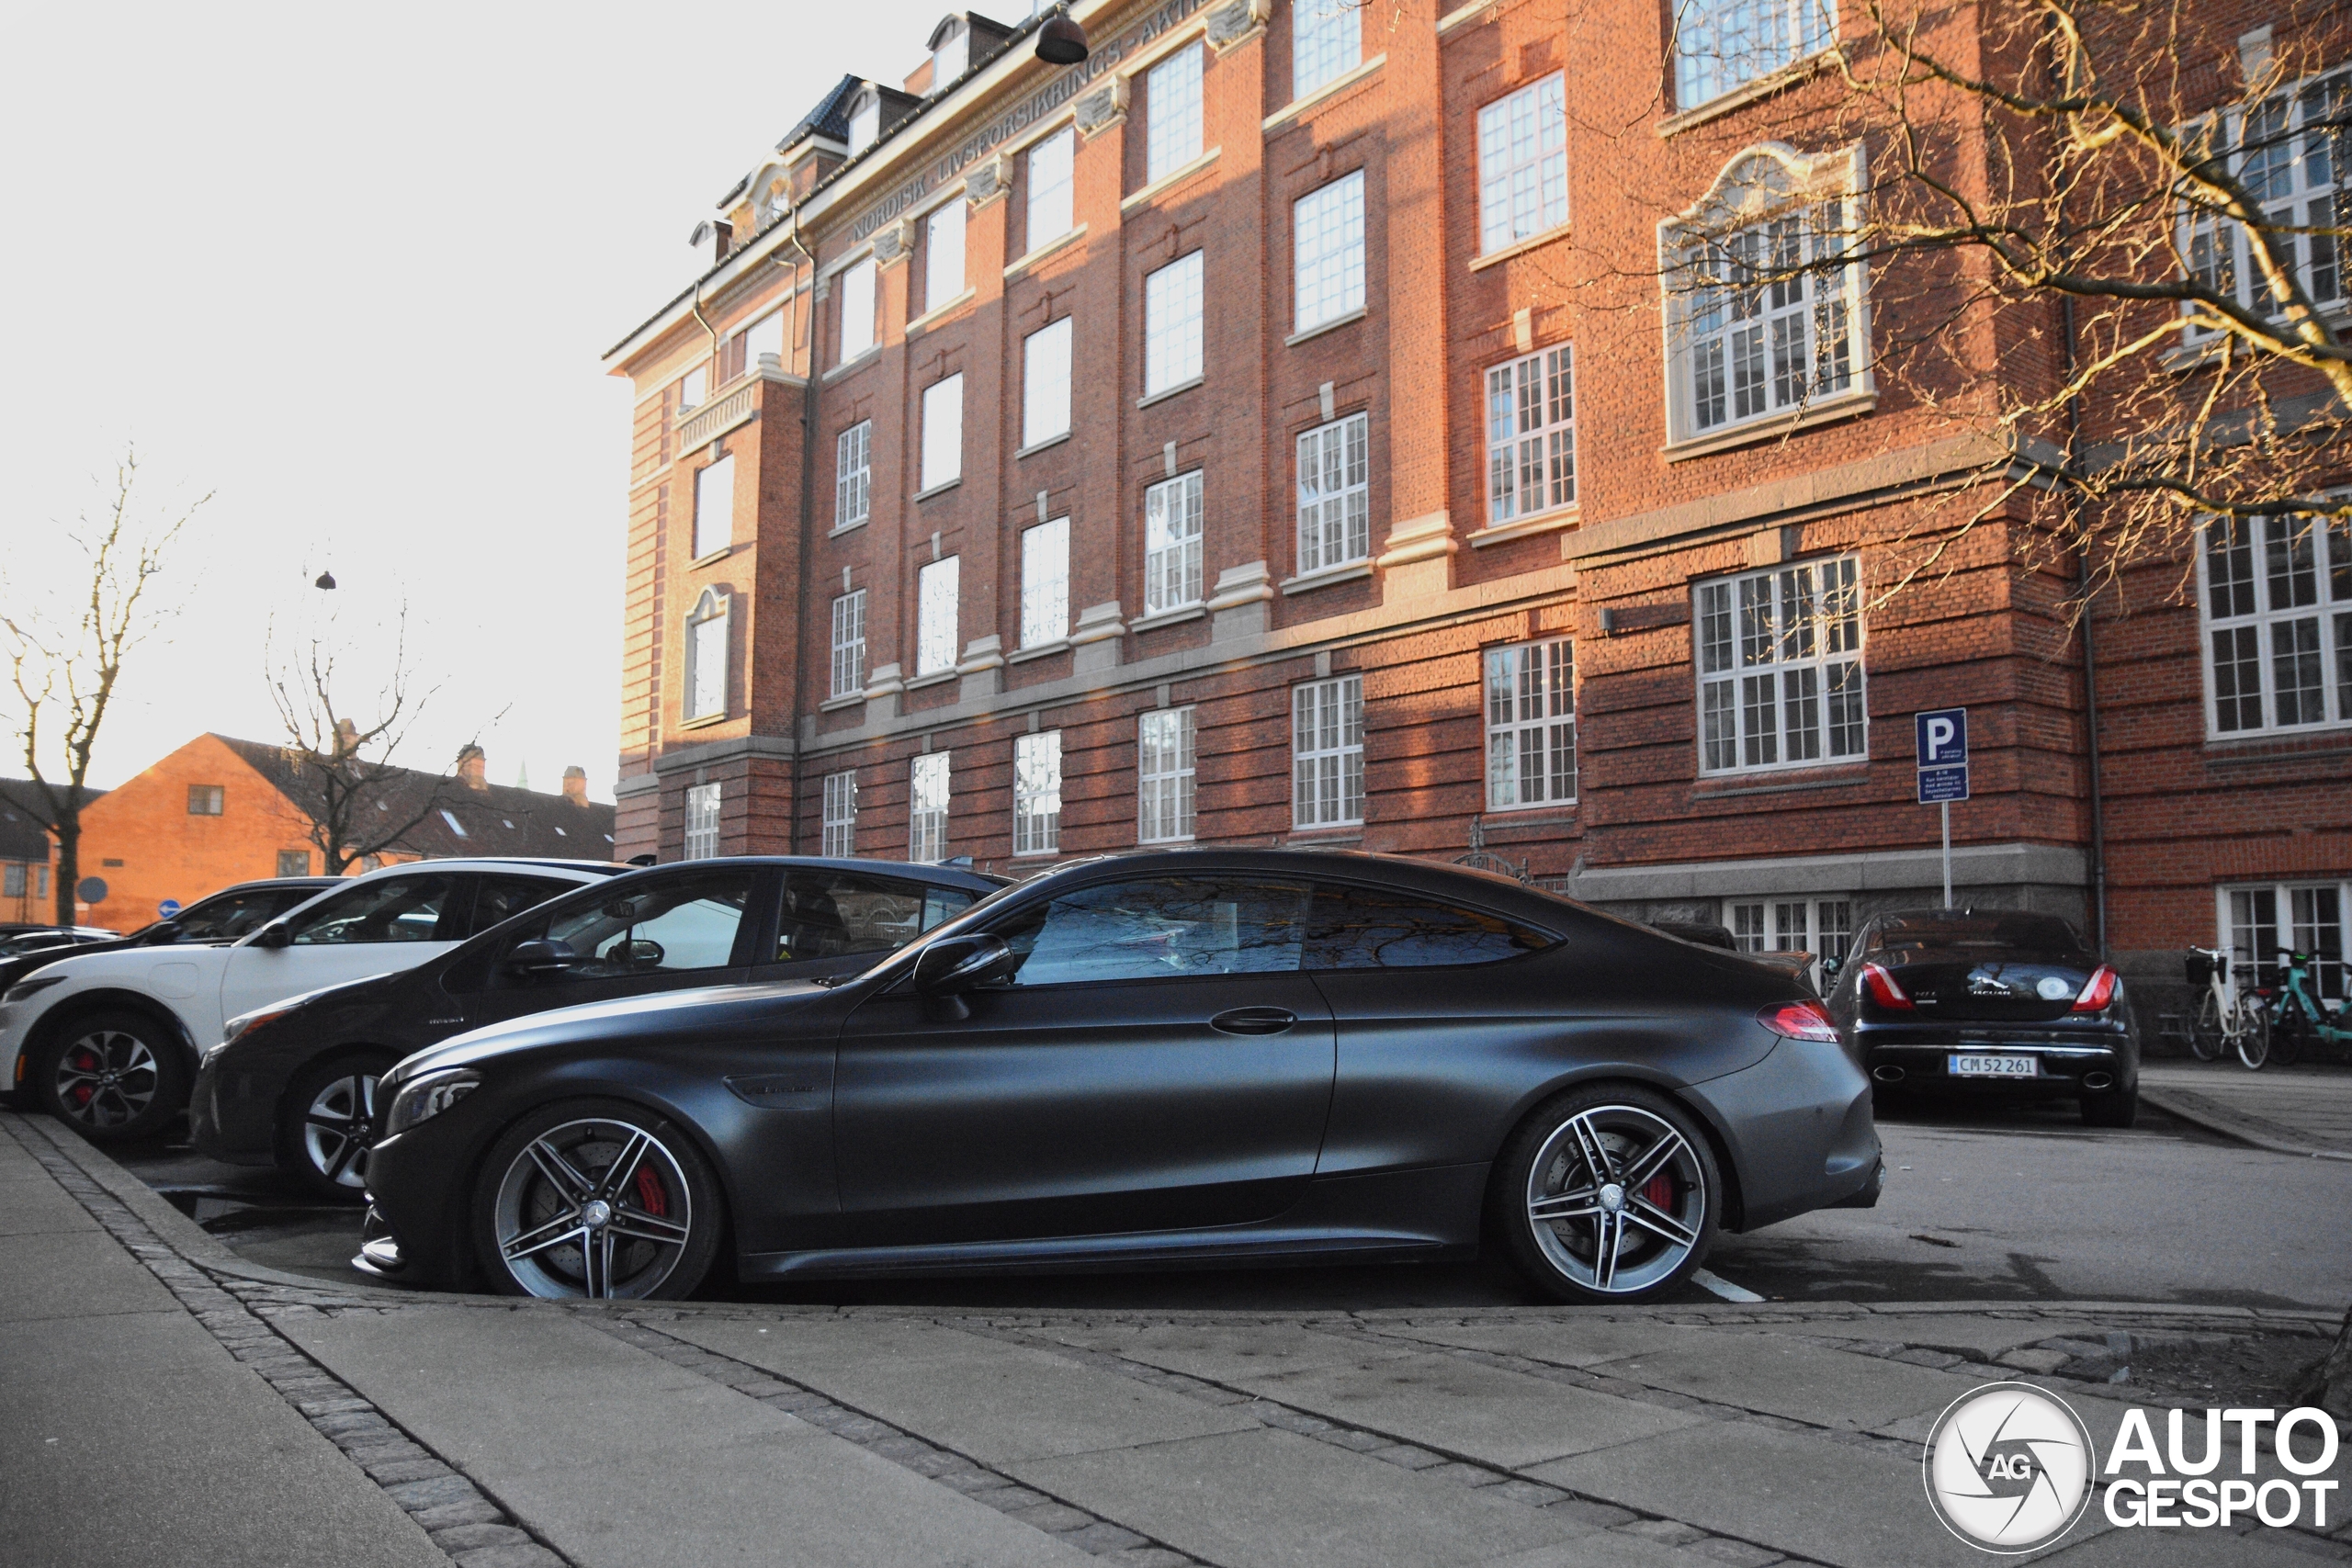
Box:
1641;1174;1674;1210
67;1049;98;1107
634;1165;667;1218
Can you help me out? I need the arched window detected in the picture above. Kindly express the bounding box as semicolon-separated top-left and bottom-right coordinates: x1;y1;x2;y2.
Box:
684;588;729;722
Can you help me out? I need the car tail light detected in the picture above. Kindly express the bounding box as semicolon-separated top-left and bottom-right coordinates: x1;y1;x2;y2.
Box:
1860;963;1913;1010
2071;964;2119;1012
1758;1000;1842;1042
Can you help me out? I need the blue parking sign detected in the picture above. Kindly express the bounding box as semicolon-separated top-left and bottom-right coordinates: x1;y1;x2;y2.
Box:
1916;708;1967;767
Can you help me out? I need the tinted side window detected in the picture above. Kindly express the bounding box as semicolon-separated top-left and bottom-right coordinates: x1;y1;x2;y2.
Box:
176;890;294;941
1304;884;1555;970
776;871;941;961
922;886;978;931
544;871;754;976
995;877;1311;987
464;874;577;938
286;874;460;944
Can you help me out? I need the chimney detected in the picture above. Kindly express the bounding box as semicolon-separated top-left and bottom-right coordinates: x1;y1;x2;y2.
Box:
561;766;588;805
458;745;488;791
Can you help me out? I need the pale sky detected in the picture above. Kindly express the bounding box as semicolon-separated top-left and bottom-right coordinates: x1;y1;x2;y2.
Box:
0;0;964;798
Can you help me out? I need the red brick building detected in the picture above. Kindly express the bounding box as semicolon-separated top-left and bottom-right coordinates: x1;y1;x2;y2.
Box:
602;0;2351;1010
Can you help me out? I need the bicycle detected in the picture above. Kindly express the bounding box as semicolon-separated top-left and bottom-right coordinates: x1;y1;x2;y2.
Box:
2184;946;2270;1068
2258;949;2351;1069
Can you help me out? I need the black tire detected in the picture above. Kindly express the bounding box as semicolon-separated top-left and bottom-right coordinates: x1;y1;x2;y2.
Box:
2187;992;2223;1062
2270;1007;2308;1068
2080;1088;2138;1128
471;1098;721;1301
277;1053;395;1201
35;1010;189;1143
2237;1004;2272;1070
1492;1083;1722;1304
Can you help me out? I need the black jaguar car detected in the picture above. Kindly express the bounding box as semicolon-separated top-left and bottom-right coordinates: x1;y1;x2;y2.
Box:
190;856;1005;1197
1820;908;2138;1126
356;850;1882;1304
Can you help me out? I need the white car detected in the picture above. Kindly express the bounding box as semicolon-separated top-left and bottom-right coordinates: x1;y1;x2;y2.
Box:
1;858;623;1142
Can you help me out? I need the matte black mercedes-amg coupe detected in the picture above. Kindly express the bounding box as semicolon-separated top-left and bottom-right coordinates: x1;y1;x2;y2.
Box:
357;851;1882;1303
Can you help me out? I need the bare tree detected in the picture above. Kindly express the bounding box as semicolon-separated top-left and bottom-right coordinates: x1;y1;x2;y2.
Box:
1;450;205;925
264;604;493;874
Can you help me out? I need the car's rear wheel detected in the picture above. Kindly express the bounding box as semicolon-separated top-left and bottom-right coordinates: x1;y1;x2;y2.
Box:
472;1100;720;1301
1494;1085;1721;1303
36;1010;188;1143
279;1054;394;1200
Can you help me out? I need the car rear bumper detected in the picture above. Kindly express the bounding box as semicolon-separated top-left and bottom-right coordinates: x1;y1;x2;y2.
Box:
1687;1036;1880;1233
1860;1035;2134;1098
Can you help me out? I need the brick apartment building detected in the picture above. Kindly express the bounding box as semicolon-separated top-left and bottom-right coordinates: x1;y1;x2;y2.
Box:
8;737;616;931
601;0;2352;1006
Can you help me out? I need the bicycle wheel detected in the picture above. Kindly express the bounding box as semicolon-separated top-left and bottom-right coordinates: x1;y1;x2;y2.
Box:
2188;991;2224;1061
2236;999;2271;1070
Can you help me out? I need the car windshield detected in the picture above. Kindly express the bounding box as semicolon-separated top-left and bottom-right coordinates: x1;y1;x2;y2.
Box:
1866;912;2085;955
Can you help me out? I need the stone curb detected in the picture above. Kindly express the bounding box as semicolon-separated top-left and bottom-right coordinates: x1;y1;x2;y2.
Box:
0;1113;574;1568
2138;1084;2352;1162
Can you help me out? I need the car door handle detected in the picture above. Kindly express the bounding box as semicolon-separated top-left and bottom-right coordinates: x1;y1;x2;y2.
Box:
1209;1008;1296;1036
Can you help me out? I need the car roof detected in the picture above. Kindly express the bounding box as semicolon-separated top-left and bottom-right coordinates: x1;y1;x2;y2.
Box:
346;858;628;879
645;855;1007;888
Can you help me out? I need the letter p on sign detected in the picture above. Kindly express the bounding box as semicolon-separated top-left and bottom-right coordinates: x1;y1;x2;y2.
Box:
1917;708;1968;768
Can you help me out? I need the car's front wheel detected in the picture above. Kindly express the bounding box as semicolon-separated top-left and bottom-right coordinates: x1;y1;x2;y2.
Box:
1495;1085;1721;1303
36;1010;188;1142
279;1054;394;1200
472;1100;720;1301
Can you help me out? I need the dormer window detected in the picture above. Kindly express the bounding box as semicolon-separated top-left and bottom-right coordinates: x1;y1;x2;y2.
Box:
848;88;882;154
933;20;969;90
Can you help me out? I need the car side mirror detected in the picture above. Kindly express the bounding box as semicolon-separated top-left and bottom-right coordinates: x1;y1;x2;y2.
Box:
145;920;184;945
503;938;587;976
913;933;1015;997
253;922;292;949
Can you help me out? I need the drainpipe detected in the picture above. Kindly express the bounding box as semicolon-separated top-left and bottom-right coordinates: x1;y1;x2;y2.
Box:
781;208;821;857
2061;276;2109;953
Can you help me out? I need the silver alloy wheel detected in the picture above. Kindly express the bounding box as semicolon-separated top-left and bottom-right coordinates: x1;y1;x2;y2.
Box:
52;1030;161;1130
300;1071;379;1190
491;1118;695;1299
1523;1104;1708;1295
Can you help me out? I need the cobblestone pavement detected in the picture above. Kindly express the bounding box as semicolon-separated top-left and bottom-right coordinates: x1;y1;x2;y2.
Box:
7;1106;2349;1568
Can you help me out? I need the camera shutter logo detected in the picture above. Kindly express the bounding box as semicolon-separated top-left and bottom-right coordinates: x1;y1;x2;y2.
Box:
1923;1382;2097;1552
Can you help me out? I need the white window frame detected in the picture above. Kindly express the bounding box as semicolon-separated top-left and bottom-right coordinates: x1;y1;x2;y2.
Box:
1694;557;1866;775
1295;412;1371;573
1146;41;1205;183
1137;706;1197;843
684;782;721;861
1144;251;1204;396
1143;470;1204;615
1485;639;1577;810
677;365;707;412
2198;514;2352;738
925;198;967;313
2182;68;2350;334
2221;879;2349;1002
1476;75;1567;254
684;587;729;722
821;771;857;858
692;453;734;558
916;557;960;676
1485;346;1576;524
909;751;950;863
1727;896;1855;981
1023;318;1072;448
1292;674;1364;829
1662;145;1869;446
848;92;881;154
1013;730;1062;856
1294;171;1366;333
1020;517;1070;649
1674;0;1838;112
921;373;964;491
834;421;871;530
830;589;867;698
838;256;878;362
1292;0;1362;99
1026;127;1076;251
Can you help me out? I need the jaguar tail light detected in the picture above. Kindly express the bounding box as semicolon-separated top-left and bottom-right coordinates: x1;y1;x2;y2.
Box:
2071;964;2120;1012
1757;999;1842;1042
1860;963;1913;1010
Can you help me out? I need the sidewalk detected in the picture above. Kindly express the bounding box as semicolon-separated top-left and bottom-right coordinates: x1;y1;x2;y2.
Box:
3;1107;2346;1568
2139;1061;2352;1160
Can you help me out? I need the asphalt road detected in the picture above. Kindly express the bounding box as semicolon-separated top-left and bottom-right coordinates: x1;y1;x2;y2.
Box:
96;1095;2352;1312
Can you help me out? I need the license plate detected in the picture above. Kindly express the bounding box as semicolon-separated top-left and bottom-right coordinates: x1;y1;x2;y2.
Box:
1949;1054;2038;1078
